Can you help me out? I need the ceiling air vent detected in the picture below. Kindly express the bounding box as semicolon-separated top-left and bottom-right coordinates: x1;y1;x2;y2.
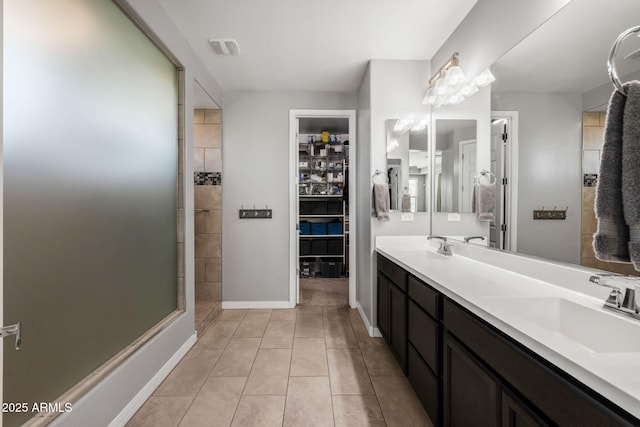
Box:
208;39;241;56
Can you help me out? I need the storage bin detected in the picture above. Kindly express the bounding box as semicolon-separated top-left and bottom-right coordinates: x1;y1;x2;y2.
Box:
300;201;313;215
327;238;342;254
327;200;343;214
311;239;327;255
327;222;342;235
299;239;311;255
311;200;327;214
300;260;316;278
321;259;342;278
299;221;311;235
311;223;327;235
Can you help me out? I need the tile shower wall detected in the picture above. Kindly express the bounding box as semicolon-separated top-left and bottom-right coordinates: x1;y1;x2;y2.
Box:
581;112;639;276
194;109;223;304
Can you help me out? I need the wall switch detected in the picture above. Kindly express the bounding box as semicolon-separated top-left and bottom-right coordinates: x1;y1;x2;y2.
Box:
401;213;414;222
448;213;461;222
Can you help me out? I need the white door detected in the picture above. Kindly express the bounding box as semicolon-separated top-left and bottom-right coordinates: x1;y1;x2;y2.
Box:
490;118;510;250
459;139;477;212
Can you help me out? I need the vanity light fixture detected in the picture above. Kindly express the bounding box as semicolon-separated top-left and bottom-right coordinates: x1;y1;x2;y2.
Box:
422;52;495;107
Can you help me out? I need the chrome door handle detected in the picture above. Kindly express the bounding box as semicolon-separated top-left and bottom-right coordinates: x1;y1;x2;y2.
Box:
1;322;22;350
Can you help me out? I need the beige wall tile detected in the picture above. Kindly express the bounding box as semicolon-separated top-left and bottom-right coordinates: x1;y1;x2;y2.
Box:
231;396;285;427
177;209;184;244
244;349;292;395
195;281;218;301
194;209;206;234
127;396;193;427
583;127;604;150
195;258;205;283
177;243;184;278
283;377;333;427
205;257;222;282
205;109;222;124
290;338;328;376
582;209;597;234
600;112;607;127
177;173;183;209
195;233;216;258
327;348;374;395
583;187;596;210
581;257;598;269
194;185;216;209
194;109;205;124
194;123;221;148
205;209;222;234
583;112;600;127
204;148;222;172
178;376;245;427
178;138;183;174
581;234;595;260
177;277;185;311
194;148;205;172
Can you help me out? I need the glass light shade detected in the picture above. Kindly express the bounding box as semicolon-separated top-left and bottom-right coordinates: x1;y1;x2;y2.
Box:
445;66;467;87
444;93;465;105
434;78;448;96
422;87;438;105
459;84;479;97
473;68;496;87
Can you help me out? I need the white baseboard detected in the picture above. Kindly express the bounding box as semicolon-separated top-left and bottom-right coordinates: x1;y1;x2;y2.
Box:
222;301;291;309
355;302;379;337
109;333;197;427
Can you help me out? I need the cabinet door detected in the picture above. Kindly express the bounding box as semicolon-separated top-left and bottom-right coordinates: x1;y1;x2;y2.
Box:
444;333;500;427
389;282;407;373
502;391;549;427
377;272;390;340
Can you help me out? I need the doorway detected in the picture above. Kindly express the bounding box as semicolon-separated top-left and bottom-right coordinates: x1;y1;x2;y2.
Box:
289;110;356;308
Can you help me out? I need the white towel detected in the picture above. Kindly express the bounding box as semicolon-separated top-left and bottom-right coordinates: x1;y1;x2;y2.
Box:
476;183;495;222
372;182;390;221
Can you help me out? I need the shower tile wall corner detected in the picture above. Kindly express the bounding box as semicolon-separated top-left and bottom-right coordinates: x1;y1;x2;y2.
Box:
194;109;222;306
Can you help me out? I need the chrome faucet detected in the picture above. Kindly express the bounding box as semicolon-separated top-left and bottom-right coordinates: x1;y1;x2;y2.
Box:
589;274;640;319
464;236;485;243
428;235;453;256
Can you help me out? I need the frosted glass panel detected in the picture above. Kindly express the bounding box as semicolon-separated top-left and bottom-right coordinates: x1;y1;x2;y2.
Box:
4;1;178;425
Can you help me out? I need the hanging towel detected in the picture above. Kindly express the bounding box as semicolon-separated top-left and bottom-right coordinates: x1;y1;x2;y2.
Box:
623;82;640;269
476;183;495;222
372;182;390;221
594;84;630;263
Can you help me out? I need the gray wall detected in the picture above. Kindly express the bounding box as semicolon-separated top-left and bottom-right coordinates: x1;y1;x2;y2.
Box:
493;92;582;264
222;91;357;304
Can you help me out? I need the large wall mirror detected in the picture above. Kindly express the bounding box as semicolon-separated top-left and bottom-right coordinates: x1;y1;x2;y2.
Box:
464;0;640;275
386;118;430;212
434;119;477;213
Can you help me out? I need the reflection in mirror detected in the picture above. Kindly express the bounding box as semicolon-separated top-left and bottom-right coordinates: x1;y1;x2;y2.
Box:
486;0;640;275
434;119;477;213
386;118;429;212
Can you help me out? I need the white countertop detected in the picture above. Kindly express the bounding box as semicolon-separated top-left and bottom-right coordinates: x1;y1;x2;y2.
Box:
376;236;640;419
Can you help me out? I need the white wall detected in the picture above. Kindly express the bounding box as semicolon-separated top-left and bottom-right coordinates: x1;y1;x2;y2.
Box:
492;93;582;264
44;0;224;424
222;91;357;304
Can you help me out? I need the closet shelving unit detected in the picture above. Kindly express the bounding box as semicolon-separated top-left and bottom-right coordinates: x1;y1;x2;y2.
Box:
297;117;349;277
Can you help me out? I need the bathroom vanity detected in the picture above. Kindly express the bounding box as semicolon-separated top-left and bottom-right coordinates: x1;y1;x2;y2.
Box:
376;236;640;427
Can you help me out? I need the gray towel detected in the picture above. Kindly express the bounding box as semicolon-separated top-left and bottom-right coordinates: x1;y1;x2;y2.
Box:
476;183;495;222
623;82;640;269
372;182;390;221
594;84;630;262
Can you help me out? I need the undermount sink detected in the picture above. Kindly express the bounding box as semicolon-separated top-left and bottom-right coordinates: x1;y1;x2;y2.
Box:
485;297;640;353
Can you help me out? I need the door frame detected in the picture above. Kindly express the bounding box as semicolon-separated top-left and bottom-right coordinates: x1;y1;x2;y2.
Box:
491;111;519;252
288;109;356;308
458;138;477;212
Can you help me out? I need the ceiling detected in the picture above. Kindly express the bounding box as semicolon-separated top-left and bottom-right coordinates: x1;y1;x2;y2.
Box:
157;0;478;92
491;0;640;94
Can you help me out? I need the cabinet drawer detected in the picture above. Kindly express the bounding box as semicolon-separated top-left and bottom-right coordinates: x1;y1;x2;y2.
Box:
408;344;440;427
443;299;638;427
408;275;439;319
408;300;439;374
377;254;407;291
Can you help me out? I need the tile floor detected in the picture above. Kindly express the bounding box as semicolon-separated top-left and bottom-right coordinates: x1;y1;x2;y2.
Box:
127;278;432;427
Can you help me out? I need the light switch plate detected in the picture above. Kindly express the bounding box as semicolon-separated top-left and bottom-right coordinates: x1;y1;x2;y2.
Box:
401;213;414;222
448;213;461;222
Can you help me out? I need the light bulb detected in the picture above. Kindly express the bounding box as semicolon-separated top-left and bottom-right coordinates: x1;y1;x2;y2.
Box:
473;68;496;87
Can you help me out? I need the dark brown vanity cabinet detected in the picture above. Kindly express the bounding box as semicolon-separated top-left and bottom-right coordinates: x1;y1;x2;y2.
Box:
375;252;640;427
376;254;408;372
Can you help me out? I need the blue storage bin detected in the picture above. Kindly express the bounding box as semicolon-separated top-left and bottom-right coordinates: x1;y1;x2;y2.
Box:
300;222;311;235
327;223;343;235
311;223;327;235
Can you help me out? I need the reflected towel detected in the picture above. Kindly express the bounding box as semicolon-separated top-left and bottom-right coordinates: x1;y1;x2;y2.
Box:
476;183;495;222
372;182;390;221
594;84;630;262
623;82;640;270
